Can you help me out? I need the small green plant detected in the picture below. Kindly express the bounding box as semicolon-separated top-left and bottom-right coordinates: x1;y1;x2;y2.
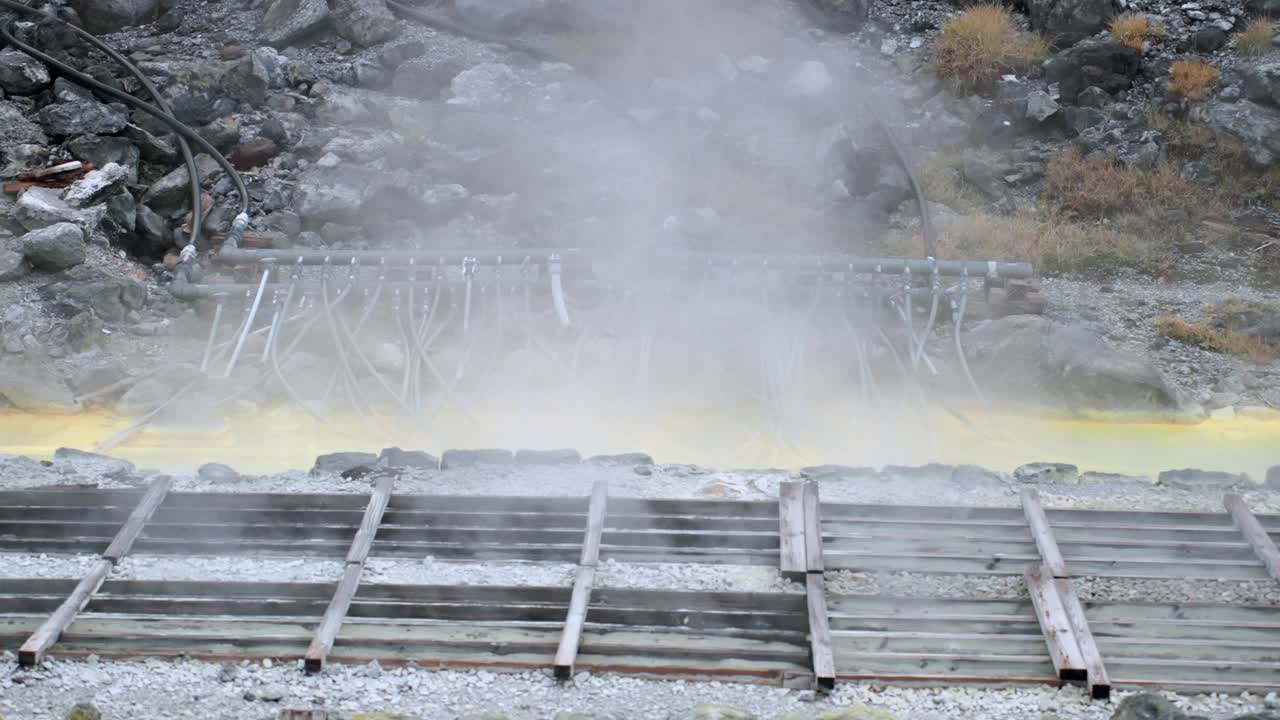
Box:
1239;17;1275;55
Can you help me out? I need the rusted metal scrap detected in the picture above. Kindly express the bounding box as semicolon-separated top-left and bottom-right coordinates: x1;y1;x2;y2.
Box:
3;161;97;193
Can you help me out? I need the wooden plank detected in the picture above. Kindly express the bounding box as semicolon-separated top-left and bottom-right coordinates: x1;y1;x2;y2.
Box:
580;479;608;567
1024;564;1087;682
554;565;596;679
1021;488;1068;578
19;559;112;666
1224;494;1280;581
779;482;806;580
304;564;363;673
555;480;609;679
345;476;395;564
1054;578;1110;699
306;477;395;674
803;482;824;574
103;475;174;561
806;573;835;690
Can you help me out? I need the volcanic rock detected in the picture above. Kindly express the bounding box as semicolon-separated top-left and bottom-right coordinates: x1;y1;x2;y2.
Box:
1158;468;1251;489
1045;42;1141;105
514;449;582;465
798;0;871;31
262;0;332;48
66;136;141;182
0;359;80;412
1195;100;1280;167
1025;0;1115;46
1013;462;1080;484
64;163;130;208
1244;62;1280;109
441;448;515;468
378;447;439;468
72;0;162;34
53;448;135;479
330;0;399;47
312;452;379;475
0;49;51;95
36;99;128;137
22;223;85;271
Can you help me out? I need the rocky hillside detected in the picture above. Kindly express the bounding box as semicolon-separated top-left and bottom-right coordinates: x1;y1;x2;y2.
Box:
0;0;1277;419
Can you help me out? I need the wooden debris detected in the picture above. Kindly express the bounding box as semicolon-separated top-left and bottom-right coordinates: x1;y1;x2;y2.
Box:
4;162;97;193
554;479;609;680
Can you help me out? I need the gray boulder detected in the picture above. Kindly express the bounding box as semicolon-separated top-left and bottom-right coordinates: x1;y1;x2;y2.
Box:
514;448;582;465
1109;694;1187;720
198;463;241;483
36;99;128;137
72;0;163;34
1158;468;1250;490
1025;90;1060;122
1247;0;1280;16
1044;41;1141;104
14;188;105;240
0;49;51;95
64;163;130;208
294;167;371;223
22;223;85;271
329;0;399;47
0;360;80;412
441;448;514;468
1025;0;1115;46
263;0;333;47
966;315;1180;412
134;204;170;255
141;154;221;217
312;451;378;475
61;277;147;321
1243;62;1280;109
1195;100;1280;167
53;447;135;479
0;248;27;281
797;0;870;31
378;447;439;468
115;377;173;414
1014;462;1080;484
0;100;49;151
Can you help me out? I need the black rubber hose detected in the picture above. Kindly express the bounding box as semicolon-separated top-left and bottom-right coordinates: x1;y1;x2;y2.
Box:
0;0;203;252
0;8;249;222
385;0;936;259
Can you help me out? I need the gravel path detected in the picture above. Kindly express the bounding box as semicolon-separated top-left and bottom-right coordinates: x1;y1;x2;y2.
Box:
0;553;102;580
0;655;1275;720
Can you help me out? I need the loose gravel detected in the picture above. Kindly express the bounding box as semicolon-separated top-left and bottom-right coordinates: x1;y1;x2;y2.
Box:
0;655;1275;720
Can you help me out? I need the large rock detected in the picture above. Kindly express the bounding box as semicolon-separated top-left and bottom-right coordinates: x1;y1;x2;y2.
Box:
0;49;51;95
53;447;135;479
966;315;1180;412
66;135;142;182
1045;41;1142;105
798;0;870;31
36;100;128;137
152;60;267;128
64;162;130;208
141;154;222;216
0;100;49;152
293;167;371;223
1247;0;1280;16
72;0;162;34
0;359;80;412
1195;100;1280;167
312;451;378;475
0;248;27;281
263;0;333;47
60;277;148;321
14;187;105;240
22;223;85;271
1109;693;1188;720
1243;62;1280;109
1026;0;1116;47
329;0;399;47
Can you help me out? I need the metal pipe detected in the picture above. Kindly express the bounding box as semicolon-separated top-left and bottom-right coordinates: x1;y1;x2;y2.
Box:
223;268;270;378
199;296;226;373
550;254;571;328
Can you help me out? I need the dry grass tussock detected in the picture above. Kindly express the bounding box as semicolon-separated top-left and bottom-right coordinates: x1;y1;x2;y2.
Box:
1238;18;1275;55
934;5;1049;93
884;211;1148;276
1150;111;1280;211
916;153;988;214
1110;13;1164;52
1044;148;1199;220
1168;59;1221;102
1155;316;1280;363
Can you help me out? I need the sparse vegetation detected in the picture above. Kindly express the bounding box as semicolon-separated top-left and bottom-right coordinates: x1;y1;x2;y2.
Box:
934;4;1049;93
1043;148;1198;220
1168;59;1221;102
1110;13;1164;52
916;153;988;214
1155;315;1280;363
1238;17;1275;55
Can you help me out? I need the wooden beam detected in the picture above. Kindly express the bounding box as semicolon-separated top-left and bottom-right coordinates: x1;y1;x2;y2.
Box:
103;475;174;561
1024;564;1087;682
305;476;395;674
802;482;824;574
1054;577;1111;699
1021;488;1068;578
805;573;835;690
779;482;806;581
20;475;173;667
554;479;609;680
1224;494;1280;581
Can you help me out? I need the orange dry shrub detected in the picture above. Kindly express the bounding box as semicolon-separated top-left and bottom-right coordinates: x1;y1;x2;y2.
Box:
934;5;1049;93
1109;13;1164;52
1168;59;1221;102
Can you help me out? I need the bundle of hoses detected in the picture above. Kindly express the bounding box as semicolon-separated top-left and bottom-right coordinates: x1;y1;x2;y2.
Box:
0;0;251;268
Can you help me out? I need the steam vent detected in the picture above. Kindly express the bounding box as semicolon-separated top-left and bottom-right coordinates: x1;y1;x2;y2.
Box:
2;0;1280;718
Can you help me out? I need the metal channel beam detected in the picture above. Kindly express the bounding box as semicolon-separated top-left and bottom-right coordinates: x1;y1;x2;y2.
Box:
1054;577;1111;699
1224;494;1280;581
19;475;173;666
554;479;609;680
1021;488;1068;578
305;476;395;673
805;574;835;690
1024;564;1087;683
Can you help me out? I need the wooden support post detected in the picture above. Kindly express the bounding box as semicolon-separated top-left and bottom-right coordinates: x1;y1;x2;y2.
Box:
20;475;173;666
554;479;608;680
1054;577;1111;699
305;476;394;674
805;574;835;690
779;482;806;581
1024;564;1087;682
1021;488;1068;578
802;482;824;574
1225;494;1280;581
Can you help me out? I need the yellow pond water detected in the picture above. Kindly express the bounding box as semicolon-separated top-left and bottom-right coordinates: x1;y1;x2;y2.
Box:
0;402;1276;479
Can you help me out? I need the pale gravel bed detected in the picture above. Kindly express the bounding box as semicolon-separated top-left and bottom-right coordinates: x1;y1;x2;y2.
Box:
112;555;344;584
824;570;1027;599
0;553;103;579
0;655;1274;720
362;558;576;587
1073;577;1280;607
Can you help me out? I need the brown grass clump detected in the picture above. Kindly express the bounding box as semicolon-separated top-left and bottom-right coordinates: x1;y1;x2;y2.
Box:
1110;13;1164;52
1238;17;1275;55
1168;59;1221;102
1155;316;1280;363
934;5;1049;93
1043;148;1201;220
916;153;988;214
